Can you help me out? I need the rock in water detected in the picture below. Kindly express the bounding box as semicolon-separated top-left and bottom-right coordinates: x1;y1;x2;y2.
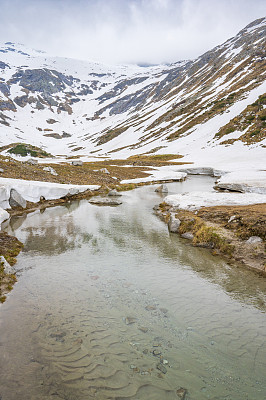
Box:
72;160;83;166
168;214;181;233
181;232;194;240
176;387;187;399
156;363;167;374
9;188;27;208
155;184;168;193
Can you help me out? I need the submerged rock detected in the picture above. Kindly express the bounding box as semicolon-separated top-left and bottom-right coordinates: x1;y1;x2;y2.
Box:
176;387;187;399
157;363;167;374
9;188;26;208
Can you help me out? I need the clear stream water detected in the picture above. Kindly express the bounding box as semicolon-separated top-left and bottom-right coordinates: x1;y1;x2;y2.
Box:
0;176;265;400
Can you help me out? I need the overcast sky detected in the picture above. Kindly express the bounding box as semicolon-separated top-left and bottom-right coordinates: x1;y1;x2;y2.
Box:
1;0;265;65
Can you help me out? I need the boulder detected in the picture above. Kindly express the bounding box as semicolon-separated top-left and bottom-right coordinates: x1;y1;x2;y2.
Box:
43;166;58;176
100;168;110;174
246;236;263;244
155;184;168;193
27;158;38;165
108;189;122;197
9;188;27;208
168;214;181;233
72;160;83;166
181;232;194;240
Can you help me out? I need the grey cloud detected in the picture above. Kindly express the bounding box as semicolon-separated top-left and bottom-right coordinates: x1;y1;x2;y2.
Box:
0;0;265;64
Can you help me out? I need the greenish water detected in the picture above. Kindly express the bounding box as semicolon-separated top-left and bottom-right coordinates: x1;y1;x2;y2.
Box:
0;176;265;400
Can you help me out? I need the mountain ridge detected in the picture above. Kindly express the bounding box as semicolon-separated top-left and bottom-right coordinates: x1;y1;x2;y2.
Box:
0;17;265;167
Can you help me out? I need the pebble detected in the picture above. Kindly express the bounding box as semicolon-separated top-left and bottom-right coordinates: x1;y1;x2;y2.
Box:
124;317;137;325
176;387;187;399
138;326;148;333
145;305;157;311
157;363;167;374
153;349;162;356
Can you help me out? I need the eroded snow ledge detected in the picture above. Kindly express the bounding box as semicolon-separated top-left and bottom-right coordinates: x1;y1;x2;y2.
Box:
164;191;266;211
0;177;100;210
216;171;266;194
121;167;187;184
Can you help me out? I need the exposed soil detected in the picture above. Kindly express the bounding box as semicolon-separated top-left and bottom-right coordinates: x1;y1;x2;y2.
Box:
0;154;188;186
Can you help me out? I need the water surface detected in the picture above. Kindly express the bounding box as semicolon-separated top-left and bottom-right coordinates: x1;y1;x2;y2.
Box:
0;176;265;400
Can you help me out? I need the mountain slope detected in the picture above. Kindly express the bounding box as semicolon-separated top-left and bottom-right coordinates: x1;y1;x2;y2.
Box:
0;17;265;165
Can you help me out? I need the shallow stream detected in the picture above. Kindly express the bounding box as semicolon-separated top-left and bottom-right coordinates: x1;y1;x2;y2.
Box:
0;176;265;400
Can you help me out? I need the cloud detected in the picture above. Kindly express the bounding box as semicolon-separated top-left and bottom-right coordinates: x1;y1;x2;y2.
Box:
0;0;265;64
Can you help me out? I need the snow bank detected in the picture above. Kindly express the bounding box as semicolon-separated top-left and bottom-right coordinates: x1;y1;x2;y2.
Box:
216;170;266;194
121;166;187;184
0;178;100;209
164;191;266;210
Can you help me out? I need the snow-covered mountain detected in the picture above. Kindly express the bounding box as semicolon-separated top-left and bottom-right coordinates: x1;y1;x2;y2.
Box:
0;17;265;166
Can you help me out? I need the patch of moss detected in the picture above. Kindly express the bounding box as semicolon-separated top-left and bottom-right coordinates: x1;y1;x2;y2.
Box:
5;143;53;158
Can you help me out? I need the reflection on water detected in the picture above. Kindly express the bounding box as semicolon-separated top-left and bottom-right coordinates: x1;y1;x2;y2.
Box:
0;176;265;400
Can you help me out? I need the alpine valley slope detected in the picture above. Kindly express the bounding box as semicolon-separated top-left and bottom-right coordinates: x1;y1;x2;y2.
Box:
0;17;265;170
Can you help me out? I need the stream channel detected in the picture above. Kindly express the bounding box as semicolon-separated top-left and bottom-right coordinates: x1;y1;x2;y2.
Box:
0;176;265;400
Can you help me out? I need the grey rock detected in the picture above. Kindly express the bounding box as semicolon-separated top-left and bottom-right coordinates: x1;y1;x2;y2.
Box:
89;197;122;206
9;188;27;208
246;236;263;244
0;168;4;173
168;214;181;233
100;168;110;174
108;189;122;197
155;184;168;193
72;160;83;166
181;232;194;240
27;158;38;165
176;387;187;399
156;363;167;374
43;166;58;176
0;255;13;274
228;215;236;223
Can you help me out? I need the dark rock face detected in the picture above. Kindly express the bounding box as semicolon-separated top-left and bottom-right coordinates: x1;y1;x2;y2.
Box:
0;82;10;96
0;61;10;69
0;99;16;111
8;68;74;94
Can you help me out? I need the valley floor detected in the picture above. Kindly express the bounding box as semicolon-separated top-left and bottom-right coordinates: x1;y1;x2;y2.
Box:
0;154;265;304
